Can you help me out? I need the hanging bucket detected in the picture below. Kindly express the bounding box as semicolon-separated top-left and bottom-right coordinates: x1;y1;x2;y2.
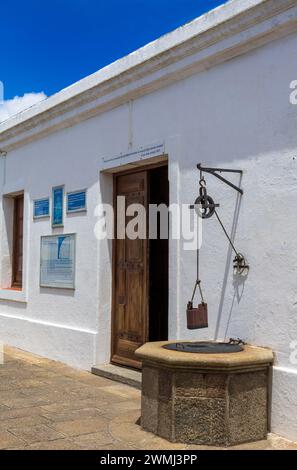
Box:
187;301;208;329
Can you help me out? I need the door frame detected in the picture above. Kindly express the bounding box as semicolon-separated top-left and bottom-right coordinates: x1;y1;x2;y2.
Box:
110;160;168;368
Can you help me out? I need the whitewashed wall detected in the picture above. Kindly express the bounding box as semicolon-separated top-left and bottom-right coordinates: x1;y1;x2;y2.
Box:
0;32;297;440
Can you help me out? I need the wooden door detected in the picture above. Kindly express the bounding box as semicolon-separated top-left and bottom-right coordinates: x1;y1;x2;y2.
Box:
112;171;148;369
12;195;24;288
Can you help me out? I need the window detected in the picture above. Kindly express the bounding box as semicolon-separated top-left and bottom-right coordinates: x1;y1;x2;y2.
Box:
12;195;24;288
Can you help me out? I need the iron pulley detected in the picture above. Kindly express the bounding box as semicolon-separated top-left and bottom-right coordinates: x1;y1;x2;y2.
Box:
193;177;219;219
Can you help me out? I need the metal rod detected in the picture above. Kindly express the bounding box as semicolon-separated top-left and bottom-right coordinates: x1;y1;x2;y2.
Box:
197;164;242;174
208;171;243;195
197;163;243;194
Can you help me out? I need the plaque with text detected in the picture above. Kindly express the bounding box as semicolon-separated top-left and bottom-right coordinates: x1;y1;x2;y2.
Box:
40;234;76;289
34;198;50;218
67;190;87;213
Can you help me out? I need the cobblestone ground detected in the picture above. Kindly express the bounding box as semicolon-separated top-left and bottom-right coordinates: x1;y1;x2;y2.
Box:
0;346;297;450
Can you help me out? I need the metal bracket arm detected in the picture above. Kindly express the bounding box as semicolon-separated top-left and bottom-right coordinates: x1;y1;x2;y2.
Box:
197;163;243;195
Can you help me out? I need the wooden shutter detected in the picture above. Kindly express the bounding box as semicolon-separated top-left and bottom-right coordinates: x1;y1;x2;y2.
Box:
12;195;24;288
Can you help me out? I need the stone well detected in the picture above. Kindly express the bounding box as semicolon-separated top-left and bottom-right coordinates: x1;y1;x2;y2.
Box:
135;341;274;447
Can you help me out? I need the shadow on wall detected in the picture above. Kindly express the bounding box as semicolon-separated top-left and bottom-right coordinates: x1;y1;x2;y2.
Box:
0;300;27;310
99;171;113;266
212;175;249;340
222;274;248;341
65;212;88;219
39;287;75;297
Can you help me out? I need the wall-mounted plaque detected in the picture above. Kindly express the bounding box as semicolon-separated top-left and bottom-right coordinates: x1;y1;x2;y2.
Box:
34;198;50;219
52;186;64;227
102;141;165;171
67;190;87;213
40;234;76;289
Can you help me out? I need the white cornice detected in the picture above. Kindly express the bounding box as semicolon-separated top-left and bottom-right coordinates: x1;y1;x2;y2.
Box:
1;0;297;152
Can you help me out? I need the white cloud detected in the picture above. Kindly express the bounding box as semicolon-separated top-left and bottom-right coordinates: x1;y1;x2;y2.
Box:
0;92;47;123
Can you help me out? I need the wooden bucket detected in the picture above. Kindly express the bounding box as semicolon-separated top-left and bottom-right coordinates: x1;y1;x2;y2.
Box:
187;302;208;329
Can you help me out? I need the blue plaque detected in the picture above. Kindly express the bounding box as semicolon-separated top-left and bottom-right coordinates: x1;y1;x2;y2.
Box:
34;198;50;218
52;186;64;227
67;190;87;213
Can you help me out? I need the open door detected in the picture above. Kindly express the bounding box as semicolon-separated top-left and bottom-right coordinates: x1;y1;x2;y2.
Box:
111;164;168;369
112;171;148;369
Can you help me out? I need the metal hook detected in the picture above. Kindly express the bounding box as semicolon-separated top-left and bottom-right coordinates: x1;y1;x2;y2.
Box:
199;177;206;188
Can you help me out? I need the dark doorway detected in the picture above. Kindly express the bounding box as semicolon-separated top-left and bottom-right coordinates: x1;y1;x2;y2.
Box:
148;165;169;342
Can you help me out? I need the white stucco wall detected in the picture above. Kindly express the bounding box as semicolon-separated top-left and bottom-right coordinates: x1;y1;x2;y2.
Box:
0;29;297;439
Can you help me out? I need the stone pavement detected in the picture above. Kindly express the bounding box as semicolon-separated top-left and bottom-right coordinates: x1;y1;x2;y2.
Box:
0;345;297;450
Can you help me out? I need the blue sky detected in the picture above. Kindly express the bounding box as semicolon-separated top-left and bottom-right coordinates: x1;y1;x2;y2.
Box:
1;0;227;110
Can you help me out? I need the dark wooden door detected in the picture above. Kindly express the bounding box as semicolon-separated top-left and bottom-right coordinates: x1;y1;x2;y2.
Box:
112;171;148;369
12;195;24;288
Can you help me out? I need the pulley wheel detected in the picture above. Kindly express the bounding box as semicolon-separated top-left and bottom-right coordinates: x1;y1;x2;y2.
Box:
194;195;216;219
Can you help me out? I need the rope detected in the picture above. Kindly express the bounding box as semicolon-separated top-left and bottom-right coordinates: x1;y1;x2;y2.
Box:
214;209;239;257
189;174;246;308
197;241;199;281
198;280;205;304
190;234;205;304
189;177;206;305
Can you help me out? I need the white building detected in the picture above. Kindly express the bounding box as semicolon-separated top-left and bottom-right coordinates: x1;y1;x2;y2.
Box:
1;0;297;441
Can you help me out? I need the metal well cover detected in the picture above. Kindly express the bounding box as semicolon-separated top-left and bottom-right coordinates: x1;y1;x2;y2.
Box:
163;341;244;354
